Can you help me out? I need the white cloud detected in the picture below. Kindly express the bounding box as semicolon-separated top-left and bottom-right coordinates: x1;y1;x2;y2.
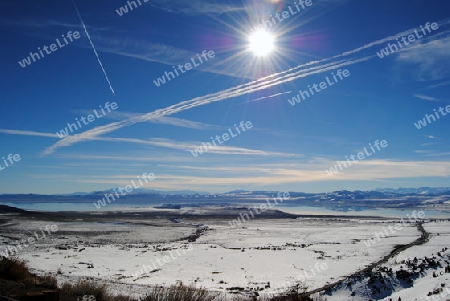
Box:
243;91;292;104
0;128;298;157
0;129;58;138
146;138;299;157
397;35;450;80
4;18;252;80
105;112;224;130
96;37;255;80
413;94;440;102
426;80;450;90
72;159;450;189
145;0;245;15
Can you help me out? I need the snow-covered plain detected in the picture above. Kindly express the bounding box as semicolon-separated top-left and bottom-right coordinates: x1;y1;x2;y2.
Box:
2;209;443;300
322;221;450;301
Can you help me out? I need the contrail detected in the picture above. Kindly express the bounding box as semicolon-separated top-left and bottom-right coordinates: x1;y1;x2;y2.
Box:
41;55;370;155
243;91;292;104
42;19;450;155
70;0;115;96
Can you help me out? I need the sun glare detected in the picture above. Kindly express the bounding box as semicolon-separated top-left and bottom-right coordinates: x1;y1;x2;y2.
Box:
248;29;275;57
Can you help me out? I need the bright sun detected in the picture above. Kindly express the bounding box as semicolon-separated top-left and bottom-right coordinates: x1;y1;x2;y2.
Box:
248;29;275;57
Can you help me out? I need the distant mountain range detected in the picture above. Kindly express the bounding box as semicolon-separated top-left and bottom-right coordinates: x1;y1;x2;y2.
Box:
374;187;450;195
0;187;449;213
2;187;449;197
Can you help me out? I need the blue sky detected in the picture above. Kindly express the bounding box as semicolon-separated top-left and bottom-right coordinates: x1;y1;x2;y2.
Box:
0;0;449;194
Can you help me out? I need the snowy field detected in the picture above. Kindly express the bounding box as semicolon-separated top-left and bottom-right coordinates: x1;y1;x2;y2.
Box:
1;210;444;300
323;221;450;301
